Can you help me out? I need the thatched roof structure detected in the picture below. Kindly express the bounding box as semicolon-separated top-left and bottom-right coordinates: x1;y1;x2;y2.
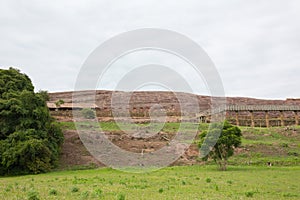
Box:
47;102;99;110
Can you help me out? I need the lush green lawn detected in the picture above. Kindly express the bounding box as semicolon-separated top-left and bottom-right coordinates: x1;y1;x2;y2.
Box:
0;166;299;200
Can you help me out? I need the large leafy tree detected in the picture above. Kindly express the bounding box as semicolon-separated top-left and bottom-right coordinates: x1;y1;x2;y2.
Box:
198;121;242;171
0;68;63;175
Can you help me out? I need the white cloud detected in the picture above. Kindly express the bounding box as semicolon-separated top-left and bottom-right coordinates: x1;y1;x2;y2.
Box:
0;0;299;99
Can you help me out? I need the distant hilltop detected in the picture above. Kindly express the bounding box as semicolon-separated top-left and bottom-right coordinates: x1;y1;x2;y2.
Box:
286;98;300;103
48;90;300;109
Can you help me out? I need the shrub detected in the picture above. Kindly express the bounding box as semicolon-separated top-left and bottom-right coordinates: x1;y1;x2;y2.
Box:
27;190;40;200
288;151;299;156
49;188;58;196
81;108;96;119
93;188;103;197
80;191;89;199
71;186;79;193
117;194;126;200
280;143;288;148
245;191;255;197
55;99;65;107
215;184;219;191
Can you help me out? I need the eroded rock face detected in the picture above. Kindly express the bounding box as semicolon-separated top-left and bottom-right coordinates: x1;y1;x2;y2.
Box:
49;90;299;124
58;130;104;168
49;90;299;111
49;90;209;117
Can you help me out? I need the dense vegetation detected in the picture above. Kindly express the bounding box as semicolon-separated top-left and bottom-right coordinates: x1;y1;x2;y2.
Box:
0;68;63;175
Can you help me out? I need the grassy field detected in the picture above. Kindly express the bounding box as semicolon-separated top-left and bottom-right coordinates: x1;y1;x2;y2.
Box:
1;122;299;199
0;165;299;200
230;126;300;166
59;121;209;133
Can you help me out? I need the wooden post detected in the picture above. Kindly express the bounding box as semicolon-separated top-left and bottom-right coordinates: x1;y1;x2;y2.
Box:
235;111;239;126
225;111;229;122
294;111;299;126
265;111;270;128
200;116;206;123
280;111;285;126
250;111;255;127
205;115;209;123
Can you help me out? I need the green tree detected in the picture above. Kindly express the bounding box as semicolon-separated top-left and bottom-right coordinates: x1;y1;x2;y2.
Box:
198;121;242;171
0;68;63;175
37;90;50;101
0;67;34;95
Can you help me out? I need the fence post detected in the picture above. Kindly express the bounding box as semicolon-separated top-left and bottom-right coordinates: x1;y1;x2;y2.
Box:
265;111;270;128
235;111;239;126
250;111;255;127
280;111;285;126
294;111;299;126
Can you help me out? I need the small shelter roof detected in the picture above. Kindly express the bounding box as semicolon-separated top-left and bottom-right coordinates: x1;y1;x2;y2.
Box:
47;102;99;109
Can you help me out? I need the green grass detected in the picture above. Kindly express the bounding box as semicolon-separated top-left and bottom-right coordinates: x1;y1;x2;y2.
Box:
1;122;299;199
59;121;209;133
229;154;300;166
0;166;299;199
231;126;300;166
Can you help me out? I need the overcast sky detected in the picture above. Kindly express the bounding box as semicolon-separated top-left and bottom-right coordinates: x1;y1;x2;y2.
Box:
0;0;299;100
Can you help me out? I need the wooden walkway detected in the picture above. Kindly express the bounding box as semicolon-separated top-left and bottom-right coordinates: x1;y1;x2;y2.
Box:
225;105;300;112
197;105;300;127
197;105;300;117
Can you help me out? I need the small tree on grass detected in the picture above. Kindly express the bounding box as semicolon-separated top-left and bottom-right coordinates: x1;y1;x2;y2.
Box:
198;121;242;171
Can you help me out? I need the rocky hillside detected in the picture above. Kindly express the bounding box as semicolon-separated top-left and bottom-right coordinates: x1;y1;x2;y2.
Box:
49;90;300;126
49;90;300;109
48;91;300;169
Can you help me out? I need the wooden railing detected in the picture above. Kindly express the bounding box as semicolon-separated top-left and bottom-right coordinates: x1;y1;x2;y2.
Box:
197;105;300;117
